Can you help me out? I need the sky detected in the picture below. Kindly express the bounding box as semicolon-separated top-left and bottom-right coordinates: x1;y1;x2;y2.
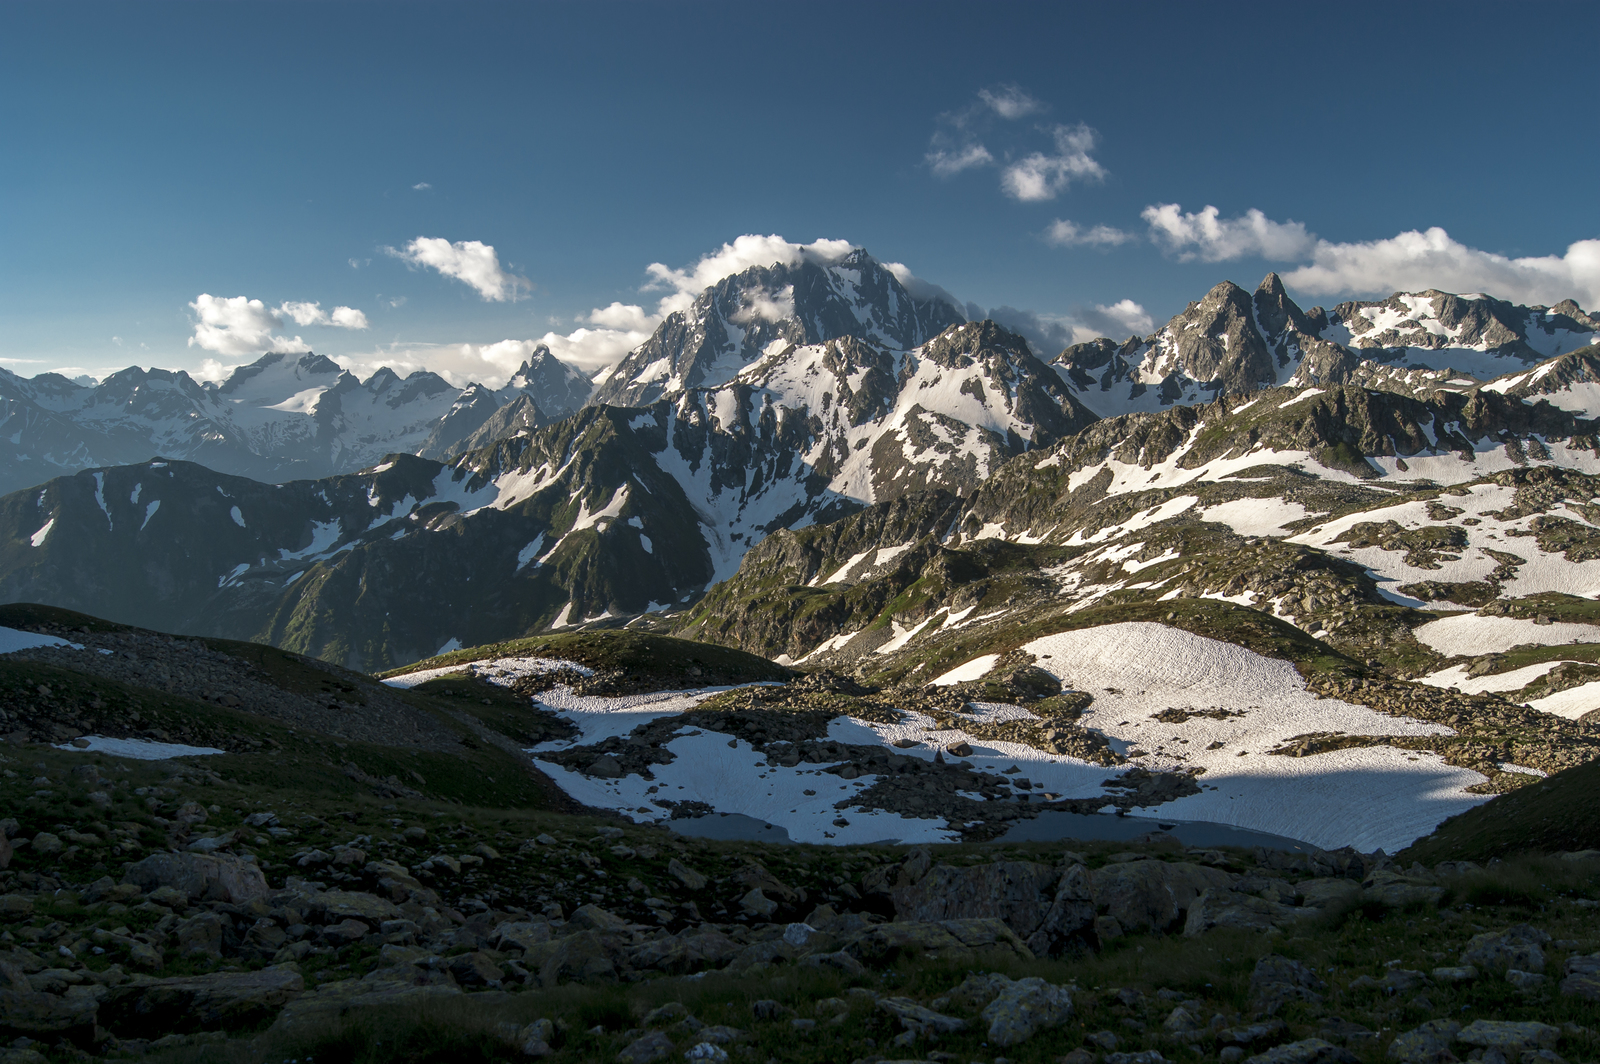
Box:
3;0;1599;388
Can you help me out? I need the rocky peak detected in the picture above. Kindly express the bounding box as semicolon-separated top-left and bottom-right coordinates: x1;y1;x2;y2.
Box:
501;346;592;419
591;248;964;408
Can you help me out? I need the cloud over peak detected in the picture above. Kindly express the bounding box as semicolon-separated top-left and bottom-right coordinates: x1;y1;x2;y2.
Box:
386;237;531;302
188;294;369;359
1143;202;1600;307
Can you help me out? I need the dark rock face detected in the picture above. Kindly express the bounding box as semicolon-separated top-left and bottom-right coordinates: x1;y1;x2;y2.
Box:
100;966;306;1037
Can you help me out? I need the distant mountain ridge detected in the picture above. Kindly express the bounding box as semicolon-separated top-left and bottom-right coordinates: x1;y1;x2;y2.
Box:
0;346;593;497
1055;273;1598;418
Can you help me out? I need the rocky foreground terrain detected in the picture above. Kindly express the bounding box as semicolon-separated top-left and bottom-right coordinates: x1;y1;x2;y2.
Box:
0;606;1599;1064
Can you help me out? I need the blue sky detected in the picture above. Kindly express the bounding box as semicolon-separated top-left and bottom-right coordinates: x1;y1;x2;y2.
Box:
3;0;1599;387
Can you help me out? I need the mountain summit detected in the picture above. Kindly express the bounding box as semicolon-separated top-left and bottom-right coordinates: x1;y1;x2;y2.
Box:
591;247;966;407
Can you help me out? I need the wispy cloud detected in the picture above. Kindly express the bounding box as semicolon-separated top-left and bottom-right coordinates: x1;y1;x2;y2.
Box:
385;237;531;302
1142;203;1316;262
278;301;369;329
1000;123;1106;202
411;182;432;191
926;143;994;177
977;84;1044;120
1043;218;1134;248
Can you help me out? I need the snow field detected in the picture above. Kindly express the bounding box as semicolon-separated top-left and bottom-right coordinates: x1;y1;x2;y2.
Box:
56;736;226;760
1418;660;1576;695
0;626;78;654
928;622;1487;852
1525;683;1600;721
1411;614;1600;656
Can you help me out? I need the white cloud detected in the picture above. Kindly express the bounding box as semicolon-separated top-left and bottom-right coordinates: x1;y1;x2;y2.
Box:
978;84;1044;120
188;295;307;359
278;301;327;326
586;302;654;331
278;300;369;329
729;285;797;325
1000;123;1106;202
1284;228;1600;307
1143;203;1600;307
926;143;995;177
329;306;369;329
644;234;854;317
1044;219;1134;248
1081;299;1154;337
412;182;432;191
386;237;531;302
1142;203;1318;263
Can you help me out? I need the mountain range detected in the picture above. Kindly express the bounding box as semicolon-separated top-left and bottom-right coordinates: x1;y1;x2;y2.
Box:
0;344;592;497
4;248;1600;678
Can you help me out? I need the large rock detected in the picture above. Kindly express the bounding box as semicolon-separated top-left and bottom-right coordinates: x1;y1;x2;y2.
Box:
1460;925;1548;975
1561;952;1600;1000
121;852;268;904
842;918;1032;966
1090;860;1235;933
892;859;1058;930
876;996;967;1035
1386;1020;1460;1064
891;858;1096;955
629;928;742;975
1184;889;1315;936
315;889;404;925
1454;1020;1559;1053
981;976;1072;1046
100;965;304;1036
1244;1039;1359;1064
268;969;463;1033
1362;870;1444;909
0;987;99;1040
538;929;628;985
1249;955;1325;1015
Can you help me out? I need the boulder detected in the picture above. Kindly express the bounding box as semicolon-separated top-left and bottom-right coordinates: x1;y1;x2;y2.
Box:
1184;889;1314;936
1218;1020;1287;1047
0;987;99;1040
567;904;631;932
739;888;778;918
316;889;404;925
628;928;741;975
616;1030;674;1063
1296;878;1362;909
1362;870;1444;909
891;859;1058;930
267;970;462;1033
174;912;224;958
1560;953;1600;1000
981;976;1072;1046
1090;860;1234;932
121;852;268;904
1460;925;1549;975
539;929;626;985
495;920;554;953
364;859;437;904
668;858;707;891
1245;1039;1359;1064
1454;1020;1560;1053
1386;1020;1460;1064
843;918;1032;965
875;996;967;1035
100;965;304;1036
1249;955;1325;1015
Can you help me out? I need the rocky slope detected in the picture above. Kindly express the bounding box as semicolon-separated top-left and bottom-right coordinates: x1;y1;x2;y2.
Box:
0;349;591;498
